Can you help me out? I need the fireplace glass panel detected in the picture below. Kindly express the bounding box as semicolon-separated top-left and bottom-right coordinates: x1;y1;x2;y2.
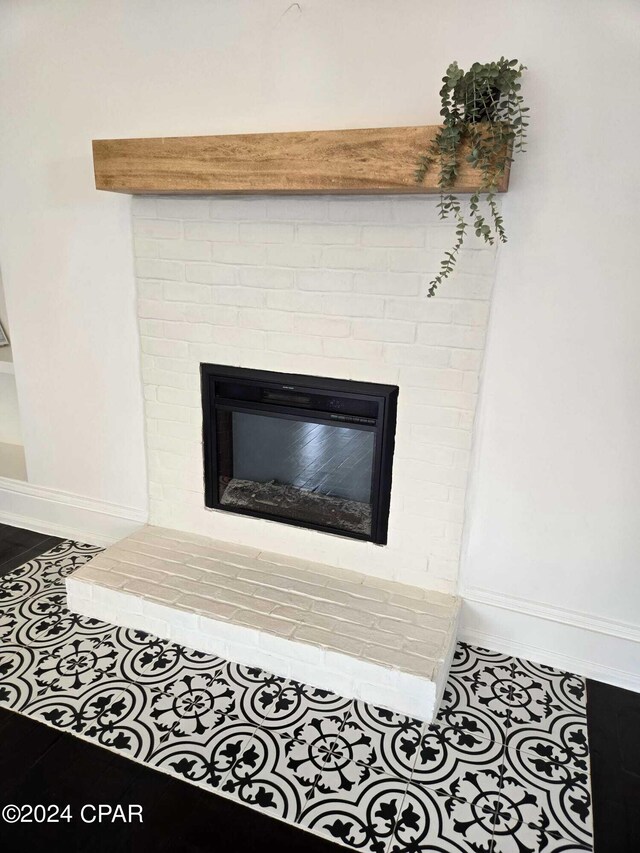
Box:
216;410;375;536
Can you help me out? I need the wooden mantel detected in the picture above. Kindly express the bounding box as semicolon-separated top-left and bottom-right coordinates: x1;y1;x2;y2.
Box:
92;125;510;195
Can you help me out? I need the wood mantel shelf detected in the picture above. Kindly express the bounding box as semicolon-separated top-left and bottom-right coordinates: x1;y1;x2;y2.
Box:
92;125;510;195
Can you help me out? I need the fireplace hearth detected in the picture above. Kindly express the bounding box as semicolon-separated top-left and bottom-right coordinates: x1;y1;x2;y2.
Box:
201;364;398;543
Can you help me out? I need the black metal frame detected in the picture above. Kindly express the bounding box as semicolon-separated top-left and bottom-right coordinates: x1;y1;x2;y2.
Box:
200;364;398;544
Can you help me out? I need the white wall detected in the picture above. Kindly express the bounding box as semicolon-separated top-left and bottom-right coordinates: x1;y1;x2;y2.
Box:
0;0;638;684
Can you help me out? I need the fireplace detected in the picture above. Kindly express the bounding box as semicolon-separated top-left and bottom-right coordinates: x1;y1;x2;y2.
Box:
201;364;398;543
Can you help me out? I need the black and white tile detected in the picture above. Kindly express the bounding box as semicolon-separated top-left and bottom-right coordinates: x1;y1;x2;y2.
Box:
0;544;593;852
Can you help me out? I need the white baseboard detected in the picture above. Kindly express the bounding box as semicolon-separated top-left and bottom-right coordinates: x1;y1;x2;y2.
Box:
460;590;640;693
0;477;147;547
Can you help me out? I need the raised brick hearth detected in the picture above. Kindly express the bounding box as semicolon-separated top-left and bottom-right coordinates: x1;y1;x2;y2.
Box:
66;525;460;720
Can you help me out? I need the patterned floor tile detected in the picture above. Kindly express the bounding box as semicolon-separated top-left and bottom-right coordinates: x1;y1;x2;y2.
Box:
491;819;591;853
23;676;181;762
257;678;352;737
129;650;290;729
0;644;40;710
440;643;587;738
0;634;142;712
8;586;111;648
149;717;259;792
116;633;227;691
410;722;506;799
434;676;506;746
491;800;591;852
498;745;592;847
390;780;500;852
298;769;410;852
504;717;589;773
0;540;102;604
220;727;322;820
24;678;133;738
313;700;425;780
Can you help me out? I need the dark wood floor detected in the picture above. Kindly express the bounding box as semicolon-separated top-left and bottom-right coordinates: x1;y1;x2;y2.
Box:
587;679;640;853
0;522;338;852
0;522;62;577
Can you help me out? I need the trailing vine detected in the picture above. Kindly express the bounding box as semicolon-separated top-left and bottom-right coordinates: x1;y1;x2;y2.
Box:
416;58;528;296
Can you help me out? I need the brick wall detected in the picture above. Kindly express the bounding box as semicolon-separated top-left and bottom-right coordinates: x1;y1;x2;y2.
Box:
132;194;497;594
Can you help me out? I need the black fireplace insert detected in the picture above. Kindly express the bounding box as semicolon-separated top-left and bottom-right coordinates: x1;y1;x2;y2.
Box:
201;364;398;544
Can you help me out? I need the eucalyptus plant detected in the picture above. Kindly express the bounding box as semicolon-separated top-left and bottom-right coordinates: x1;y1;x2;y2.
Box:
416;58;528;295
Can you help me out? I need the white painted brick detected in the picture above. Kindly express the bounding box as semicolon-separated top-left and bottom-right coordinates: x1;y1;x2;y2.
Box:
185;263;236;285
163;322;212;343
293;315;350;337
450;349;484;370
457;249;497;276
385;298;453;324
323;246;387;271
453;301;491;326
353;272;420;296
388;248;442;273
352;319;415;343
210;197;267;219
212;243;266;265
156;198;210;219
321;294;384;318
267;244;322;268
163;283;210;304
131;196;157;217
296;269;352;292
416;324;486;349
238;308;293;332
323;338;382;361
383;343;450;368
183;304;238;326
238;266;294;289
297;224;359;245
411;425;472;450
328;198;393;223
401;404;462;428
406;388;476;411
429;273;492;300
135;238;158;258
391;198;442;224
211;286;265;308
135;259;183;281
239;222;295;243
462;373;479;393
399;366;464;390
211;326;265;350
394;458;468;489
361;225;424;247
146;401;191;423
266;197;328;220
138;280;163;300
158;240;211;262
156;387;199;408
138;299;185;321
134;219;182;239
266;333;323;356
138;319;165;337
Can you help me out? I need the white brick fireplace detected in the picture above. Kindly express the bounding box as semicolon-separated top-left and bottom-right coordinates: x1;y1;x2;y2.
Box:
133;194;496;595
67;191;497;720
